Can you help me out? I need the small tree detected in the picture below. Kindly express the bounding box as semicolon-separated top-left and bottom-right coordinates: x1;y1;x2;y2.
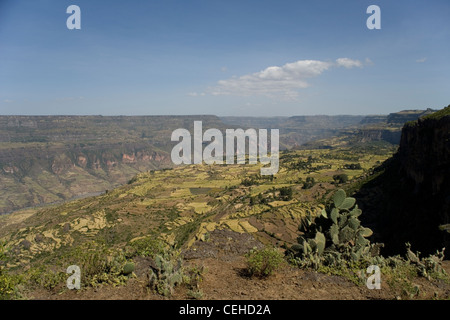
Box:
279;187;293;201
302;177;316;189
333;173;348;184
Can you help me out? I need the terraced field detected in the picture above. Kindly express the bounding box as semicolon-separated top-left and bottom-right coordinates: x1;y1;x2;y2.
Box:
0;145;395;269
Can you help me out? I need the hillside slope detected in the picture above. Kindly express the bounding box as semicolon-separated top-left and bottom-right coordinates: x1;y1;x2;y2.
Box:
1;133;449;300
0;115;226;214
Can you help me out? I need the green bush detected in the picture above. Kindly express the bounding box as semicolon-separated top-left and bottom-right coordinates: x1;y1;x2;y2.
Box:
343;163;362;170
24;267;66;290
0;242;21;300
333;173;348;184
245;247;284;278
302;177;316;189
63;241;133;287
278;187;293;201
128;237;166;258
241;175;261;186
0;273;20;300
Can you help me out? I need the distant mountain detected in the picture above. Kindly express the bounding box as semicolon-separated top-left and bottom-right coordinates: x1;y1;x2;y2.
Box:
221;115;366;149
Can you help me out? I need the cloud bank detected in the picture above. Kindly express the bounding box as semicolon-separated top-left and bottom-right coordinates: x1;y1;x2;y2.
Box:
209;58;367;99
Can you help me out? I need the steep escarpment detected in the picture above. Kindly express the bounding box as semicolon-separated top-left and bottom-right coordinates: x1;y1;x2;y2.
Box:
0;115;227;214
353;128;401;144
353;109;436;145
397;112;450;196
355;105;450;257
0;142;172;214
297;109;433;150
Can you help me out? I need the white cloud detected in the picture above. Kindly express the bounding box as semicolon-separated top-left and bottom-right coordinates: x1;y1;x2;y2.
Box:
336;58;363;68
416;57;427;63
209;58;366;99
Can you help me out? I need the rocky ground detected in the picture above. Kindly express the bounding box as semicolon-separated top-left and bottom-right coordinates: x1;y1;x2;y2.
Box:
22;230;450;301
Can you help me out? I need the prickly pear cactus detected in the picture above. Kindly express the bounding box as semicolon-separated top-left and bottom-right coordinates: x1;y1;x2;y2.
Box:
290;189;379;269
122;262;135;275
148;253;183;296
405;243;447;280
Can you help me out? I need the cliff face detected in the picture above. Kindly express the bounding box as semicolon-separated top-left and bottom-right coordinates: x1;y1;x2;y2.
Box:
0;142;172;214
387;108;436;125
355;105;450;257
397;116;450;196
352;109;437;145
0;115;229;214
355;129;402;144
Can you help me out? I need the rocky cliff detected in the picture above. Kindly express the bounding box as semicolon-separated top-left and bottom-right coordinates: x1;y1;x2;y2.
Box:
0;115;228;214
0;142;172;214
397;111;450;196
353;128;402;144
355;105;450;257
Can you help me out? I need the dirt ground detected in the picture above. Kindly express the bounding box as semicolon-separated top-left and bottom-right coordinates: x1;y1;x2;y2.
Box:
23;230;450;301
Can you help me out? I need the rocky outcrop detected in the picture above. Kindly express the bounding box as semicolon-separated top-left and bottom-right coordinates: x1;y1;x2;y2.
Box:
359;115;387;125
0;143;172;214
0;115;227;214
355;105;450;257
352;110;436;145
355;128;402;144
397;115;450;196
387;108;436;125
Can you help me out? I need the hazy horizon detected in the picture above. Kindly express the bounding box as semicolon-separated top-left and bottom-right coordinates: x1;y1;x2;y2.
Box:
0;109;438;118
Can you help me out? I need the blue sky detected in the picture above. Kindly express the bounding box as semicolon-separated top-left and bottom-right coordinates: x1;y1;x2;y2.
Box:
0;0;449;116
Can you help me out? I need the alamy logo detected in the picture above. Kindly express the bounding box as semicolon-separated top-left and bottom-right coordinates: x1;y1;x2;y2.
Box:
366;265;381;290
66;5;81;30
171;121;279;175
66;265;81;290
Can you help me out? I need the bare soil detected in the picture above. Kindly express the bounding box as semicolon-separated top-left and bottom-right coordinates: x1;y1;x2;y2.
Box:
23;230;450;301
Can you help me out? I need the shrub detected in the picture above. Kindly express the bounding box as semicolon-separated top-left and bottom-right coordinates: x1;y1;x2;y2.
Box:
343;163;362;170
302;177;315;189
63;241;133;287
128;237;166;258
24;267;66;290
333;173;348;184
245;247;284;278
278;187;293;201
241;175;261;186
0;242;21;300
0;273;19;300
